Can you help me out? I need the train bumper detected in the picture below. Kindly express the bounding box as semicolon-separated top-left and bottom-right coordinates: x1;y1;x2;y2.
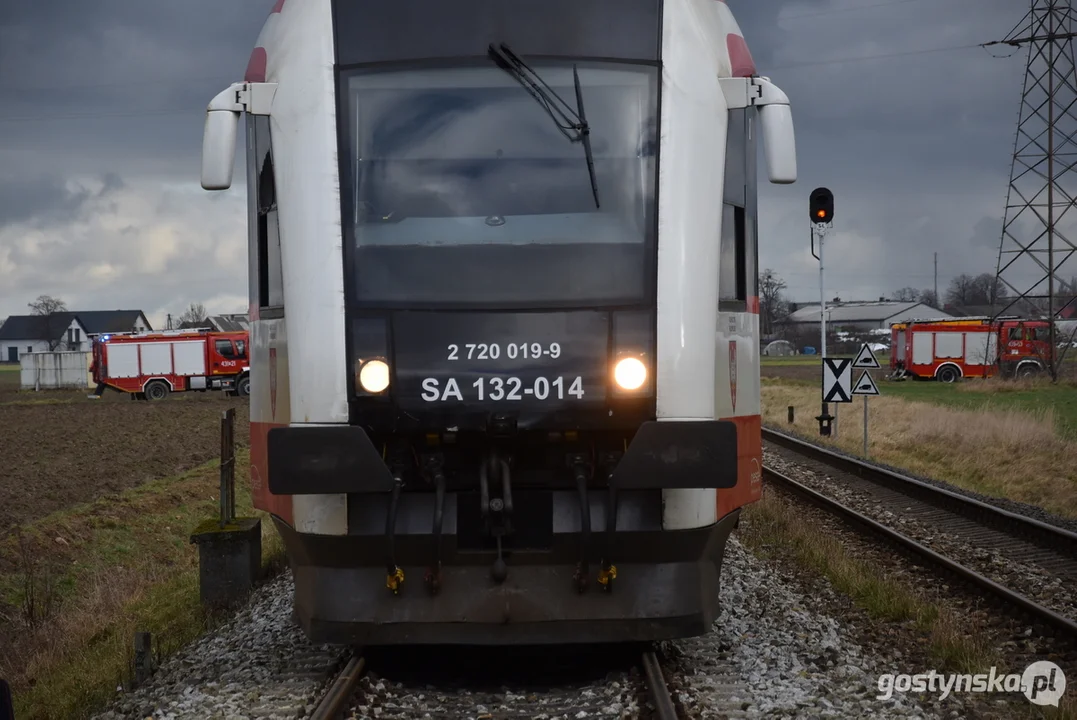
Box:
266;420;739;494
273;509;739;646
266;420;742;645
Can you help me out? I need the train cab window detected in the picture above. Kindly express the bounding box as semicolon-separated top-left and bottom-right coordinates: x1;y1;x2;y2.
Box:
1032;326;1051;342
235;340;247;358
719;203;747;304
1008;327;1023;342
215;339;236;358
247;115;285;312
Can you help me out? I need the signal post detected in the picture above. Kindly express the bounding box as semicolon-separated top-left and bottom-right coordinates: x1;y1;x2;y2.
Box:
809;188;835;436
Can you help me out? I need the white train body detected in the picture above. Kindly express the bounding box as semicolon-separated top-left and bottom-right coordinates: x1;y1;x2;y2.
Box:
201;0;795;645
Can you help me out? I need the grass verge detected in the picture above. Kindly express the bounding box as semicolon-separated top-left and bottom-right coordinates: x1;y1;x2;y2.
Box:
0;448;287;720
762;379;1077;521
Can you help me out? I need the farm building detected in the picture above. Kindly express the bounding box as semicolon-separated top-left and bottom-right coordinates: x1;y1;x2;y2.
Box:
0;310;151;362
781;300;951;333
177;313;249;332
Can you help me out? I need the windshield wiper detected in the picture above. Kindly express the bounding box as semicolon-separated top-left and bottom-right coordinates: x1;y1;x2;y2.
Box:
487;42;600;209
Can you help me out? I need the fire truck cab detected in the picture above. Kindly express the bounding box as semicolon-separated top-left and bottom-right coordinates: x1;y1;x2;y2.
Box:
90;329;251;400
889;317;1052;382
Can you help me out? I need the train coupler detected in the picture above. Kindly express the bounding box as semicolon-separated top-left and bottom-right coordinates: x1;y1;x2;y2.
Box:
568;453;592;593
480;452;514;584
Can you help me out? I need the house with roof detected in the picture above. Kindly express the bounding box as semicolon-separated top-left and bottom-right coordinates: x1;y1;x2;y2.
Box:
0;310;152;362
781;300;951;334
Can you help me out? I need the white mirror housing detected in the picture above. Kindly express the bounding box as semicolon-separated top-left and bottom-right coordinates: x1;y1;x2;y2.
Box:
200;82;278;191
719;76;797;184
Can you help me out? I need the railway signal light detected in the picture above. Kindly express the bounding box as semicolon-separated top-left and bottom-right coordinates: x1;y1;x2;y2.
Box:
809;187;834;225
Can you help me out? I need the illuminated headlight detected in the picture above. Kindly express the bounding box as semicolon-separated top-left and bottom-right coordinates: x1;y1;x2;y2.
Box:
358;359;390;393
613;357;647;391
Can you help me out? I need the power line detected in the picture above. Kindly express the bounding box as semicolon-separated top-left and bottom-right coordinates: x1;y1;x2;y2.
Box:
0;35;1022;123
779;0;952;21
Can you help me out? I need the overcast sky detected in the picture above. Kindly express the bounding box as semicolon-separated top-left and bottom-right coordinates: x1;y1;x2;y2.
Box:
0;0;1052;328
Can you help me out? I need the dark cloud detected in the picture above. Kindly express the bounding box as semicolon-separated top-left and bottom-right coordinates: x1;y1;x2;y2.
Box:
0;0;1056;320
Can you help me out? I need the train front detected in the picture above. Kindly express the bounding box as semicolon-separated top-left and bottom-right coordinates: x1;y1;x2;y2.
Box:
201;0;796;645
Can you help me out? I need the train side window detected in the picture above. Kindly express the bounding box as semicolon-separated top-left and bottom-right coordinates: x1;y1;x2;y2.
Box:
250;116;284;311
719;203;747;303
215;339;235;358
235;340;247;358
1008;327;1022;342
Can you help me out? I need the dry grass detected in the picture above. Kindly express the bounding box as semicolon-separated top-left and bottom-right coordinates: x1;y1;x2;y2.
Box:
954;375;1077;394
1;448;287;720
739;488;991;674
764;382;1077;521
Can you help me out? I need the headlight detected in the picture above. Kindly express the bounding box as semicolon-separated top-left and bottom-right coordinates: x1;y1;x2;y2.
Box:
613;357;647;390
358;359;390;393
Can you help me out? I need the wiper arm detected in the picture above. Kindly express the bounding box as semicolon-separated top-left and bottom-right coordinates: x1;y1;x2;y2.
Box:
487;43;600;209
572;65;600;210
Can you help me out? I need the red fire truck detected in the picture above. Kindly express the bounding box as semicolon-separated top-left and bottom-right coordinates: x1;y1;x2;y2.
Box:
90;329;250;400
888;316;1052;382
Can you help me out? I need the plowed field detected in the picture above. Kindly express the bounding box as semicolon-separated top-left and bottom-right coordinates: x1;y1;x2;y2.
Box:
0;368;249;535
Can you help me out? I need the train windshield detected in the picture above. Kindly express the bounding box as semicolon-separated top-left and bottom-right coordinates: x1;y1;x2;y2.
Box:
341;62;658;308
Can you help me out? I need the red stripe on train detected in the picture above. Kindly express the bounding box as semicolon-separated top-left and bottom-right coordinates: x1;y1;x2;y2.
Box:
245;47;268;83
717;413;762;518
250;420;293;524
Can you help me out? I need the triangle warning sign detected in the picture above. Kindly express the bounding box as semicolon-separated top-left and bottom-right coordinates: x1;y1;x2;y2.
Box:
852;343;880;369
851;370;880;396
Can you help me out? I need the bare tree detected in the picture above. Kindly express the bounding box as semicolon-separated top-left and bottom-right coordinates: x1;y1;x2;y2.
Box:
178;302;209;327
27;295;67;350
759;269;789;337
891;287;919;302
919;289;939;308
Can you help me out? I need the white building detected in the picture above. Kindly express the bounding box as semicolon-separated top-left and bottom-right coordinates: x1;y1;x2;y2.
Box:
782;301;952;333
0;310;152;362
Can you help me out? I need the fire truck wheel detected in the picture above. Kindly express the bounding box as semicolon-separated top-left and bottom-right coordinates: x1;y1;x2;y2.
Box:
237;375;250;397
936;366;959;384
144;380;170;401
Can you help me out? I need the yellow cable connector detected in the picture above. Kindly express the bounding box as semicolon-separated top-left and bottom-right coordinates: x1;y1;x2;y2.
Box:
598;565;618;586
386;566;405;594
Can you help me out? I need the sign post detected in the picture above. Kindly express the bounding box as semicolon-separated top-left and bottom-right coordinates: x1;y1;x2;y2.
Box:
850;343;881;456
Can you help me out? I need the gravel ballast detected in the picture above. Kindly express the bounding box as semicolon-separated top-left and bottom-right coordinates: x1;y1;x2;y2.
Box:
88;537;958;719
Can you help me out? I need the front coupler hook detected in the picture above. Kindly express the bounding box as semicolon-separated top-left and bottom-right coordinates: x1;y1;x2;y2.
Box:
481;454;513;584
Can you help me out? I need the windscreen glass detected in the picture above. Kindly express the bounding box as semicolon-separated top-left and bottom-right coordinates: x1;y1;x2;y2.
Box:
341;62;658;307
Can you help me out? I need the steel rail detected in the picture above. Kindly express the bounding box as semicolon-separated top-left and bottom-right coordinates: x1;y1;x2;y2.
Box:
309;654;366;720
762;426;1077;557
764;466;1077;639
641;649;679;720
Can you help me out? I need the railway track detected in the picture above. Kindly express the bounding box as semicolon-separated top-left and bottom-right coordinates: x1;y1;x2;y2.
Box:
762;427;1077;639
308;646;681;719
